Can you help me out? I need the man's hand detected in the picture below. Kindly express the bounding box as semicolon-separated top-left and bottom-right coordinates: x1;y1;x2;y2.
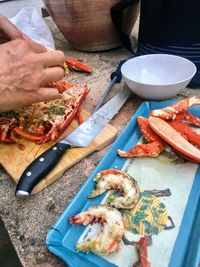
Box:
0;14;46;51
0;39;65;112
0;14;24;43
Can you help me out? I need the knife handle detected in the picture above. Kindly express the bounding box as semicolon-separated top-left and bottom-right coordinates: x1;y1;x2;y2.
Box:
15;143;71;198
110;59;127;83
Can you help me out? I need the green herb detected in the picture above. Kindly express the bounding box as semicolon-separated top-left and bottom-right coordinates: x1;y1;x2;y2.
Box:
47;100;66;116
0;110;21;119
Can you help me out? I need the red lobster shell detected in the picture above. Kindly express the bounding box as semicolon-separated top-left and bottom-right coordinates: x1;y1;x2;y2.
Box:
118;97;200;163
0;82;90;144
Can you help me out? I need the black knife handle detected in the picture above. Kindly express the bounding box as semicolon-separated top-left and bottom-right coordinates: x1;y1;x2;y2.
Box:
15;143;71;198
110;59;127;83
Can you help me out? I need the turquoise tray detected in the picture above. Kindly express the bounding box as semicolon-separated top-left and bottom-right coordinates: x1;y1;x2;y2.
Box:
46;99;200;267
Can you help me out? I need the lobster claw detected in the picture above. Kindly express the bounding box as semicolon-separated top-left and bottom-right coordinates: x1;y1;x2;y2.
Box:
148;116;200;163
118;116;166;158
65;58;93;73
118;97;200;163
46;47;93;73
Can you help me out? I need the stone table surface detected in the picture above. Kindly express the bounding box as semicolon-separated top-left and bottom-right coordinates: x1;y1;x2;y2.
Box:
0;15;200;267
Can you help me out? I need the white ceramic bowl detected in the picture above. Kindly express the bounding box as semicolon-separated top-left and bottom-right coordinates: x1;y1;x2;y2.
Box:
121;54;197;100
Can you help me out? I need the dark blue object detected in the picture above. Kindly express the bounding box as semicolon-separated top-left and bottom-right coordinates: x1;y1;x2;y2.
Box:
111;0;200;87
93;59;127;113
15;143;70;197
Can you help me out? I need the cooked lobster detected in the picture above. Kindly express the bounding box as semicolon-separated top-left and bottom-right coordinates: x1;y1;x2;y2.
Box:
0;82;90;144
118;97;200;163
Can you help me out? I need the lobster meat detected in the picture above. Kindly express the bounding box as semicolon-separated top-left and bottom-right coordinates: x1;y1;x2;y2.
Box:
118;97;200;163
148;116;200;163
0;83;90;144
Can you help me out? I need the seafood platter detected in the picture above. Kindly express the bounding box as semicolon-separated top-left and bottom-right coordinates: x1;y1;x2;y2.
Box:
46;97;200;267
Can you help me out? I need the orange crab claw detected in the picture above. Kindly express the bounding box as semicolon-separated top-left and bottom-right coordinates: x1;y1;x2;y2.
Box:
151;97;200;120
148;116;200;163
65;58;93;73
118;142;165;158
169;120;200;149
175;110;200;127
118;116;165;158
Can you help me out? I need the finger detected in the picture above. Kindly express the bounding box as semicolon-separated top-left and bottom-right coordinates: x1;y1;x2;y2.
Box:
37;50;65;68
42;67;65;85
30;42;47;53
0;14;23;40
24;36;47;53
37;87;60;102
18;88;60;108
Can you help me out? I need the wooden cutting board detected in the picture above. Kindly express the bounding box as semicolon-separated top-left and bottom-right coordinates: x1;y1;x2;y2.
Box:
0;110;118;194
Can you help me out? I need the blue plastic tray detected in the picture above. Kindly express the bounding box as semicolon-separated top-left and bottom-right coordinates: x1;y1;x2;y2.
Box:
46;99;200;267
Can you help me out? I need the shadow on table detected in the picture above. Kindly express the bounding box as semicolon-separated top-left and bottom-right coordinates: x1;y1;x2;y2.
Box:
0;217;22;267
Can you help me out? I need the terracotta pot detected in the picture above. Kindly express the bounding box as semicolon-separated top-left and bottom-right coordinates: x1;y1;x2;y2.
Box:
43;0;139;52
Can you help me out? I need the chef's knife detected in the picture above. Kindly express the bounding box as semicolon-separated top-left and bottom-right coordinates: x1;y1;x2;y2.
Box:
15;87;131;198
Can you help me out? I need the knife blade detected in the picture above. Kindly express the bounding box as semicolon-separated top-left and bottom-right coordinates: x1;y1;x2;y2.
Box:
15;87;131;198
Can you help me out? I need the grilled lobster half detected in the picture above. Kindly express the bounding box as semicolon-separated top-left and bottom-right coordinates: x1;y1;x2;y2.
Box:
0;82;90;144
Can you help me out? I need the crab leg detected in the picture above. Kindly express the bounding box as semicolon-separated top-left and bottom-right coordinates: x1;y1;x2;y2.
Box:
47;48;93;73
175;110;200;127
65;58;93;73
0;126;9;142
148;116;200;163
151;97;200;120
13;128;43;141
118;116;165;157
169;120;200;149
136;237;151;267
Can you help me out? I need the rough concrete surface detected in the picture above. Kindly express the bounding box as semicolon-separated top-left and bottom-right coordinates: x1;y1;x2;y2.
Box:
0;6;199;267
